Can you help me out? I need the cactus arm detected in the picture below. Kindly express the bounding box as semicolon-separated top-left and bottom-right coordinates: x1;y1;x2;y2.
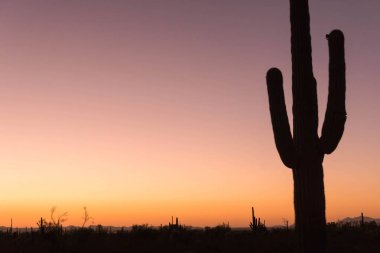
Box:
319;30;346;154
266;68;296;168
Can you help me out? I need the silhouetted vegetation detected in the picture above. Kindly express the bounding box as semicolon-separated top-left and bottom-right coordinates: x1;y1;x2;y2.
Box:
265;0;346;252
204;222;231;235
81;207;93;228
0;222;379;253
249;206;266;232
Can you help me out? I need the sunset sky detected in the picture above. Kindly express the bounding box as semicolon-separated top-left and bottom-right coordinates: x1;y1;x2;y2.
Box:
0;0;379;228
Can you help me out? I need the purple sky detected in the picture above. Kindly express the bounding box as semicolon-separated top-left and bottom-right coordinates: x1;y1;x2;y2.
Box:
0;0;379;227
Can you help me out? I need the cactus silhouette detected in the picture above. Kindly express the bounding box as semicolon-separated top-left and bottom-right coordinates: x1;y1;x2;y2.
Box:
266;0;346;253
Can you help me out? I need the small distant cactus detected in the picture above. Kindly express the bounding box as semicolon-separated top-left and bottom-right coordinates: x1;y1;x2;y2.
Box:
169;216;182;230
37;217;47;234
249;207;266;232
360;212;365;228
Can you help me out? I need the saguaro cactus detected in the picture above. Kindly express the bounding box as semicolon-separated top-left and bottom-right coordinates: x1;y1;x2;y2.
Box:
249;206;266;232
266;0;346;253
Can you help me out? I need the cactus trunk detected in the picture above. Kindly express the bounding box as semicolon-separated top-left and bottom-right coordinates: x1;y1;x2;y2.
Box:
293;160;326;253
265;0;346;252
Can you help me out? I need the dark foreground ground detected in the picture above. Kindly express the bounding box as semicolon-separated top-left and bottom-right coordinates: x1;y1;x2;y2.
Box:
0;223;379;253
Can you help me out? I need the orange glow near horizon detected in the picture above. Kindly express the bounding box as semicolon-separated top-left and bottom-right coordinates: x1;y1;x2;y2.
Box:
0;1;379;228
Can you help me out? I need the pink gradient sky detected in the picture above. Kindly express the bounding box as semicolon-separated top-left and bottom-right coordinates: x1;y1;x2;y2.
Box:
0;0;379;227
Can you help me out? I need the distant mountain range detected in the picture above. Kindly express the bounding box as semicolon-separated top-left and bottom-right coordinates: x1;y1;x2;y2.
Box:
337;216;380;225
